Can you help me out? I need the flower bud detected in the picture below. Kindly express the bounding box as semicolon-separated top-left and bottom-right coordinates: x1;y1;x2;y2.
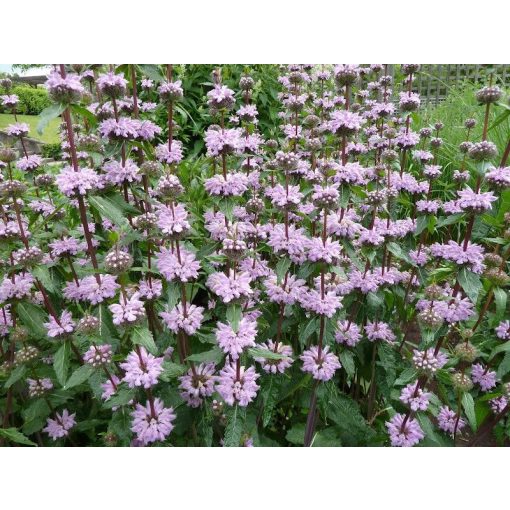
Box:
104;249;133;274
11;326;29;343
133;212;157;231
452;372;473;393
14;346;39;365
0;147;17;163
483;267;510;286
454;342;478;363
239;75;254;91
77;315;100;334
476;86;502;104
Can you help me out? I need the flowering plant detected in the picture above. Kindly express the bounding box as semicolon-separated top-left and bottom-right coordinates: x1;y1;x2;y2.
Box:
0;64;509;447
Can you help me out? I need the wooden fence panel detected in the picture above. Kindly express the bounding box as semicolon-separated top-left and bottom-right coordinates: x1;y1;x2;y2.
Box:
413;64;510;105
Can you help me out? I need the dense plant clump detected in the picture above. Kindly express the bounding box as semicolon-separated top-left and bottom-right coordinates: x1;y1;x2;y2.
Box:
0;83;52;116
0;64;509;447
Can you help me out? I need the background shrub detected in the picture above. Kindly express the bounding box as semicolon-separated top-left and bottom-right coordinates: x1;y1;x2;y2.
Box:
0;85;51;115
41;142;62;160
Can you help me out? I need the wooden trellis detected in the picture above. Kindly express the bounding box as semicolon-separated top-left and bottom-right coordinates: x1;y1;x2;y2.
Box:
391;64;510;105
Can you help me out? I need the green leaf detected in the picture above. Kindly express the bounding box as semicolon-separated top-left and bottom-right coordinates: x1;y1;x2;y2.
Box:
4;365;26;389
339;186;350;208
427;215;437;233
247;347;289;360
261;376;280;427
417;415;451;446
299;317;318;347
497;351;510;379
138;64;164;82
132;326;157;354
437;213;464;228
186;346;223;364
285;423;305;445
22;399;50;435
275;257;291;285
0;428;37;446
458;267;482;304
226;304;242;332
224;405;245;447
32;266;59;295
494;288;507;323
462;392;477;432
166;283;181;310
323;392;373;445
395;368;418;386
16;302;47;338
339;350;355;378
37;103;65;135
415;216;428;235
489;341;510;360
88;195;129;228
367;291;383;311
103;387;136;409
387;242;411;263
313;427;341;447
54;341;71;386
70;104;98;127
160;361;187;381
489;108;510;131
64;364;94;389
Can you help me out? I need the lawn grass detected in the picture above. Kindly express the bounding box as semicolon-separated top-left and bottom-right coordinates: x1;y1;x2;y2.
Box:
0;113;60;144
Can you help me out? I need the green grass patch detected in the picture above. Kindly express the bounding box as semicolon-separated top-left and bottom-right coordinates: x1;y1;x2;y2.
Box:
0;113;60;144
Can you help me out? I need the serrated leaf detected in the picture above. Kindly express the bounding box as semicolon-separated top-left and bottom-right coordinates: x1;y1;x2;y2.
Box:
395;368;418;386
16;302;47;338
415;215;428;235
275;257;291;285
0;428;37;446
37;103;65;135
166;283;181;310
89;195;129;228
313;427;341;447
417;415;451;446
437;213;464;228
186;346;223;364
108;408;132;443
261;377;279;427
339;185;350;208
70;104;98;127
137;64;164;82
64;364;94;389
462;392;477;432
103;387;136;409
285;423;305;445
367;291;383;311
322;391;373;445
32;266;59;295
4;365;26;389
22;398;50;424
489;341;510;360
160;361;187;381
494;288;507;323
299;317;318;347
497;351;510;379
226;304;242;332
339;350;355;378
387;242;411;263
54;341;71;386
224;405;245;447
458;267;482;304
132;326;157;354
247;347;289;360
